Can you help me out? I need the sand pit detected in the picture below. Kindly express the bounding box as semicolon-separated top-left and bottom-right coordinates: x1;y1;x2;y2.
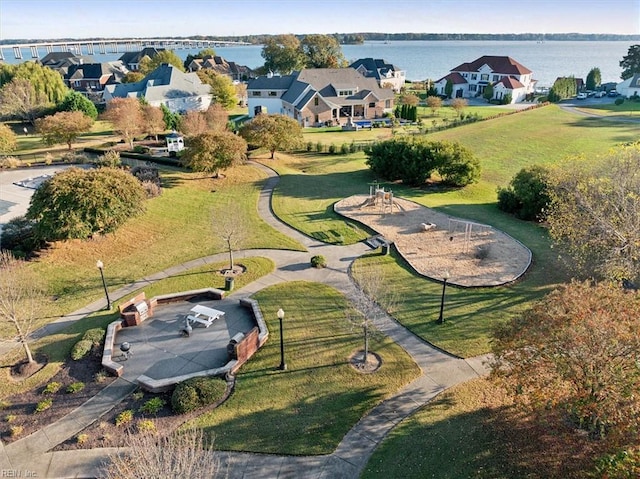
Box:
335;194;531;287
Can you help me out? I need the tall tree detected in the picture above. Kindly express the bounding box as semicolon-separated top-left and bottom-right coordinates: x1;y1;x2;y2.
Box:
59;90;98;120
181;131;247;176
239;113;303;159
620;44;640;80
213;200;249;271
179;110;209;137
203;103;229;132
27;167;146;241
0;61;69;105
35;111;94;150
0;123;17;154
491;281;640;445
483;82;494;101
444;79;453;99
0;78;51;124
195;70;237;109
300;34;346;68
0;250;46;365
547;143;640;281
102;97;144;148
585;67;602;91
142;104;165;141
426;95;442;116
261;34;305;74
139;50;185;75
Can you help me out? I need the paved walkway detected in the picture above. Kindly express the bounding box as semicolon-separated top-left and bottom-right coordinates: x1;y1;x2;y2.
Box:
0;161;489;478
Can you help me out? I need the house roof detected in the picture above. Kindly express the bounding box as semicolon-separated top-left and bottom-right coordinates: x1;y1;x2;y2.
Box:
349;58;402;80
434;72;467;85
65;63;113;81
451;55;532;75
495;76;525;89
104;63;210;103
118;47;165;65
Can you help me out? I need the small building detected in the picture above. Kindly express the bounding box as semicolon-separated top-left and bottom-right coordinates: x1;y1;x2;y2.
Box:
166;131;184;155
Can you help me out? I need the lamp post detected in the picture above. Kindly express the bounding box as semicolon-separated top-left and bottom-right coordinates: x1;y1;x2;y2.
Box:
437;271;450;324
277;308;287;371
96;260;112;310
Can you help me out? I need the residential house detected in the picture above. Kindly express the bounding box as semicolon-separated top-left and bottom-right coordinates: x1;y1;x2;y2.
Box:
118;47;165;71
64;61;128;94
617;74;640;98
187;55;254;82
39;51;87;76
246;68;395;127
103;63;212;113
434;55;535;103
349;58;406;92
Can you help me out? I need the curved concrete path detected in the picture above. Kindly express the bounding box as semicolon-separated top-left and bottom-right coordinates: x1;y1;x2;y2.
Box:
0;161;489;478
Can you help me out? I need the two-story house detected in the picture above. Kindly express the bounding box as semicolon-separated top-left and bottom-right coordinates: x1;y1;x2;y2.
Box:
247;68;395;127
349;58;406;93
434;55;535;103
64;61;128;93
118;47;165;71
103;63;212;113
186;55;254;82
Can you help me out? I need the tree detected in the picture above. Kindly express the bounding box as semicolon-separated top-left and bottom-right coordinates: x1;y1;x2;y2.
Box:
399;93;420;106
213;201;249;271
203;103;229;132
0;61;69;105
620;44;640;80
261;34;305;74
0;123;17;154
239;113;303;159
497;165;551;221
142;104;165;141
184;47;217;70
58;90;98;120
179;110;209;137
104;428;220;478
161;103;181;130
586;67;602;91
548;76;577;102
434;141;481;187
35;111;94;150
426;95;442;116
196;70;237;109
0;250;46;365
26;167;146;241
546;144;640;281
139;49;185;75
444;79;453;99
102;97;144;148
300;34;346;68
181;131;247;176
450;98;468;117
0;78;51;124
491;281;640;445
483;83;494;101
122;71;145;83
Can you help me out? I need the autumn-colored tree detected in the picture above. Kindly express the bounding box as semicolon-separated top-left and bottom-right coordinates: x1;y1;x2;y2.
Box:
102;97;144;148
139;49;185;75
181;131;247;176
450;98;468;117
261;34;305;74
142;104;165;141
399;93;420;106
426;95;442;116
35;111;94;150
203;103;229;131
122;71;145;84
196;70;237;109
492;281;640;447
0;250;46;365
235;82;247;107
239;114;303;159
179;110;209;137
0;123;17;154
300;34;347;68
547;144;640;281
27;167;146;240
0;78;51;124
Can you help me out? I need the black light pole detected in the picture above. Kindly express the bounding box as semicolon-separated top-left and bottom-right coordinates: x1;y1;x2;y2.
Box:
277;308;287;370
437;271;450;324
96;260;112;310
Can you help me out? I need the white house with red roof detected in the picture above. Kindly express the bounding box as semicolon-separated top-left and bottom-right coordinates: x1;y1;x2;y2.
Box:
434;55;535;104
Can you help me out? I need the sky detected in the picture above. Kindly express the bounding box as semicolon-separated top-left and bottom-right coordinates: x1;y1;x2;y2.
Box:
1;0;638;40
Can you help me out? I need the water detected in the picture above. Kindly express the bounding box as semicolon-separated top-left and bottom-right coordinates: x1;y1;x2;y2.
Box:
2;40;634;87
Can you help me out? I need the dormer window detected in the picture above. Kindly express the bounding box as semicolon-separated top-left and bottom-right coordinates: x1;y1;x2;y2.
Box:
338;89;354;96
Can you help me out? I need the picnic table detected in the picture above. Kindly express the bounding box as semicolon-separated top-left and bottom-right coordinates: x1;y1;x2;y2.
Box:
187;304;225;328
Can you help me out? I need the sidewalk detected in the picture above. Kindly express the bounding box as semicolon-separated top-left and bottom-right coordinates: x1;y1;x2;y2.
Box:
0;161;490;478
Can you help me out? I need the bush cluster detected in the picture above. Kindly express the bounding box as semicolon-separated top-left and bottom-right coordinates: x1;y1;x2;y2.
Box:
497;165;551;221
310;255;327;268
171;377;226;414
71;327;105;361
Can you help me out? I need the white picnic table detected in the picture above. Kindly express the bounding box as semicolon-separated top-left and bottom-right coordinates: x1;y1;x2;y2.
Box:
187;304;225;328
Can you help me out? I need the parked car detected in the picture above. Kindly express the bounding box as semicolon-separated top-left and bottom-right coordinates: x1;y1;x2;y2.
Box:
595;90;606;98
576;92;588;100
608;90;619;97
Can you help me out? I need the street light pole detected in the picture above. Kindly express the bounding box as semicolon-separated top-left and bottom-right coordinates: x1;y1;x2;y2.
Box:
437;271;450;324
277;308;287;370
96;260;112;310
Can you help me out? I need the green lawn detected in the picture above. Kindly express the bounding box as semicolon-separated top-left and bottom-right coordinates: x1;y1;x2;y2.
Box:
188;281;421;455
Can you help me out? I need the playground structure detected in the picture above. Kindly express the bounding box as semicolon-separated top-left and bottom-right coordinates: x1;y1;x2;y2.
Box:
447;218;494;255
365;182;402;214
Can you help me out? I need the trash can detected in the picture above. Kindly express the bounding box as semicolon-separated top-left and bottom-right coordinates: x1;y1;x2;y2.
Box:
225;276;234;291
381;242;390;256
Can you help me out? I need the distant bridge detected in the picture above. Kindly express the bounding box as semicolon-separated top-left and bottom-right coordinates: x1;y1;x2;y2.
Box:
0;38;252;61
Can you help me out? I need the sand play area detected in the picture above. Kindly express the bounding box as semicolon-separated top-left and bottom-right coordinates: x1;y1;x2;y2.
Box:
335;194;531;287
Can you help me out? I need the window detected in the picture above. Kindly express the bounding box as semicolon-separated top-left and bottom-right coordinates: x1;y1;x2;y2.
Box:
314;97;319;106
481;74;489;81
471;74;477;80
369;102;375;108
493;75;500;82
338;90;353;97
252;91;262;96
469;84;477;92
385;100;391;108
268;91;277;97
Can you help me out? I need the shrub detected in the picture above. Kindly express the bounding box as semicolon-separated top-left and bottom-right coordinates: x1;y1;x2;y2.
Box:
340;143;349;155
139;397;166;415
496;165;551;221
615;97;625;106
315;141;324;153
67;382;85;394
0;400;11;410
35;398;53;413
94;150;121;168
306;141;313;152
133;145;149;154
0;215;43;256
76;433;89;445
5;414;16;423
10;425;23;437
328;144;337;154
71;339;93;361
137;419;156;433
349;142;358;153
171;377;226;414
0;156;21;169
83;327;105;345
132;391;145;401
94;370;109;383
43;382;61;395
60;151;88;164
115;409;134;426
311;255;327;268
141;180;162;198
